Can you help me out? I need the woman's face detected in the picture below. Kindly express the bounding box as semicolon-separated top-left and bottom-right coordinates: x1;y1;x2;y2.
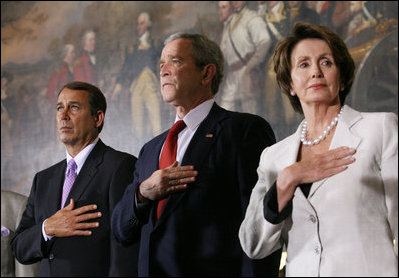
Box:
290;38;342;108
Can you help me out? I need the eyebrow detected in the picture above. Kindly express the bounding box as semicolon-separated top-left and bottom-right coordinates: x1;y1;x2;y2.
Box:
295;52;333;61
160;54;183;62
56;100;81;106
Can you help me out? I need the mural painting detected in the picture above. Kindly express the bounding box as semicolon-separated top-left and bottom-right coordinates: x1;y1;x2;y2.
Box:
1;1;398;196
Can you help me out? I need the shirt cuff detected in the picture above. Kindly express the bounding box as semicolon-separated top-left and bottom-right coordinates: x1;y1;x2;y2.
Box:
134;188;151;212
42;219;53;241
263;182;293;224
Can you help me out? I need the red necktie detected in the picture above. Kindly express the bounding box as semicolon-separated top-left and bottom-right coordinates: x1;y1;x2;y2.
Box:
157;120;187;219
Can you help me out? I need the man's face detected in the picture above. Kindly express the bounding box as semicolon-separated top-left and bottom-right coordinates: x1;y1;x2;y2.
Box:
84;32;96;53
56;88;101;148
159;38;203;108
137;14;148;36
232;1;245;11
64;47;75;65
218;1;233;22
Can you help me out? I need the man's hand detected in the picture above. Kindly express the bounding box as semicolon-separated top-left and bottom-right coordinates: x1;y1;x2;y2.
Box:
138;161;198;202
44;198;101;237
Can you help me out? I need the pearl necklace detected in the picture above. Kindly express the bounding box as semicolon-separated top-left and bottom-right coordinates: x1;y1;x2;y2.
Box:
301;107;344;146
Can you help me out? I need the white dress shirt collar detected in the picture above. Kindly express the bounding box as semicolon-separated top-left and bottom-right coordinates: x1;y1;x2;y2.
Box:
66;137;99;175
176;98;214;131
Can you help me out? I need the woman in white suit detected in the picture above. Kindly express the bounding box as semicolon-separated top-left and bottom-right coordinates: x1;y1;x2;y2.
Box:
239;22;397;277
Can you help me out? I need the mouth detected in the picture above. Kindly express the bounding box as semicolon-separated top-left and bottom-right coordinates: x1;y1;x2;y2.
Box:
308;84;326;90
60;126;72;132
162;82;174;88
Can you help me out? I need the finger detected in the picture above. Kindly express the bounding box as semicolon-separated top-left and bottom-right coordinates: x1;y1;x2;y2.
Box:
168;165;195;172
166;184;188;193
73;204;98;216
75;211;102;223
64;198;75;211
335;156;356;167
166;161;179;169
169;176;196;186
331;147;356;160
322;163;351;178
72;230;94;236
168;170;198;179
74;222;100;230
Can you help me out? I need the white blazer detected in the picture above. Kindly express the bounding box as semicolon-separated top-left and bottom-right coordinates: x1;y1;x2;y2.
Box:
239;105;398;277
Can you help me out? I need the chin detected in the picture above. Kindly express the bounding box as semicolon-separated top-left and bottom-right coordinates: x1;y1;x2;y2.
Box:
161;92;175;103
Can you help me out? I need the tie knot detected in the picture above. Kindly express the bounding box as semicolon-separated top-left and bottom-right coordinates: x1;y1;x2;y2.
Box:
67;159;77;173
169;120;186;136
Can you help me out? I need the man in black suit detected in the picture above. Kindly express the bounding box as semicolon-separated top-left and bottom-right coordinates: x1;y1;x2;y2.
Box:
111;33;281;276
11;81;138;276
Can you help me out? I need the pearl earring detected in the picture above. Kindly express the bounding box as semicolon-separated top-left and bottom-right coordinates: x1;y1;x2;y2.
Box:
290;91;296;96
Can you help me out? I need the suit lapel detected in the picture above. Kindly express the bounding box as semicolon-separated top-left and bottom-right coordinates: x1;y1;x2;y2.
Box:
155;104;228;226
309;106;362;198
68;140;105;204
48;161;67;213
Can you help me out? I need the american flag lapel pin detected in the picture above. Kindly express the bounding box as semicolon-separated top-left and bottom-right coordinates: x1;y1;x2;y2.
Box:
205;133;214;138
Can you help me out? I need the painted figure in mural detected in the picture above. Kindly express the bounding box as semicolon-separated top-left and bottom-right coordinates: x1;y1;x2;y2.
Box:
286;1;320;28
256;1;298;127
1;190;39;277
306;1;336;30
1;72;15;181
112;12;162;143
46;44;75;106
217;1;234;40
10;81;139;276
74;30;103;88
112;33;281;276
239;22;398;276
218;1;271;115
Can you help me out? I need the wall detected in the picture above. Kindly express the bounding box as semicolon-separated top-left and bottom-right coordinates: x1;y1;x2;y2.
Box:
1;1;398;195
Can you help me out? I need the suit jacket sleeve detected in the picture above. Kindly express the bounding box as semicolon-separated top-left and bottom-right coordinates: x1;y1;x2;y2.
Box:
381;113;398;256
236;115;282;276
108;154;138;276
237;116;276;215
111;147;151;246
10;174;48;265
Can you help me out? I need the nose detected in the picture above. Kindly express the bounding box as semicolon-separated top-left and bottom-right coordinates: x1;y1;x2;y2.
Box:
160;63;170;78
312;65;323;78
58;108;70;120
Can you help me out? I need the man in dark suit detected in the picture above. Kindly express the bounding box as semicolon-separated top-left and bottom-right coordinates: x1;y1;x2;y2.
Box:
11;81;138;276
111;33;281;277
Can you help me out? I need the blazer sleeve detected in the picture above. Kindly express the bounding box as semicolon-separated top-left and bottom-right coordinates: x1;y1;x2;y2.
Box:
10;174;48;265
111;148;151;246
380;113;398;256
13;195;40;277
239;147;286;260
237;116;275;215
108;154;138;276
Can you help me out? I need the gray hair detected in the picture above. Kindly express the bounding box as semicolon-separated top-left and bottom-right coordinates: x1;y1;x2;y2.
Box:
164;32;224;95
138;12;152;28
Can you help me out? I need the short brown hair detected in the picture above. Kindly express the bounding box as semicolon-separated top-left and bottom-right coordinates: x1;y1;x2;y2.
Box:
273;22;355;114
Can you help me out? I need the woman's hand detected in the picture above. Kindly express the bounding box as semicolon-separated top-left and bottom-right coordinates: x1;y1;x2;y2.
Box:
276;146;356;211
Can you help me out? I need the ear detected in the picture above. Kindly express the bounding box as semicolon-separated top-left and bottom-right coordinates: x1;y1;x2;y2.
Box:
93;110;104;128
201;64;216;86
